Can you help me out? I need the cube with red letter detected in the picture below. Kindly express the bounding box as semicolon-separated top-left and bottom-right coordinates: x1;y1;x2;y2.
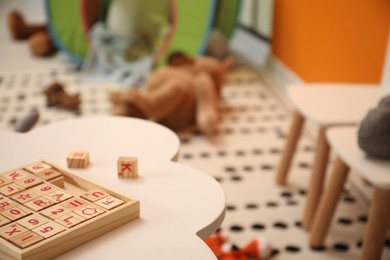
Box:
117;157;138;179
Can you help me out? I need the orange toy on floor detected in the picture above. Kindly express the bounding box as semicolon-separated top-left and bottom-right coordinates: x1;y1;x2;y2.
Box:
204;232;272;260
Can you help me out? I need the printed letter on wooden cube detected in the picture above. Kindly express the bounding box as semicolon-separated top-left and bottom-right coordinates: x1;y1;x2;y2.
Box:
67;151;89;168
117;157;138;179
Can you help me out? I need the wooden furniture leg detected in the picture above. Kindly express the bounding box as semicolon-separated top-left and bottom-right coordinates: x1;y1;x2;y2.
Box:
309;157;350;248
361;188;390;260
275;111;305;185
302;127;330;230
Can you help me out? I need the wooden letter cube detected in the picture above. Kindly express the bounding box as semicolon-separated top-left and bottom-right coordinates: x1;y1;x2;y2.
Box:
67;151;89;168
117;157;138;179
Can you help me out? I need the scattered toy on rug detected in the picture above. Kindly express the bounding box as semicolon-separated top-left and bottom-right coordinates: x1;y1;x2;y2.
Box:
7;10;57;56
358;94;390;159
43;82;81;110
204;232;272;260
14;108;40;133
110;52;234;136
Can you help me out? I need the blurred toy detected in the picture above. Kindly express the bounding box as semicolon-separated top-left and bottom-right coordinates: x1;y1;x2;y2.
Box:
110;52;234;135
358;95;390;159
7;10;57;57
204;232;272;260
43;82;81;110
14;108;40;133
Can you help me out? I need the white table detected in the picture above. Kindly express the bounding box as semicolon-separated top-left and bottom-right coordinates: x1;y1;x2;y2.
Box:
310;126;390;260
0;116;226;259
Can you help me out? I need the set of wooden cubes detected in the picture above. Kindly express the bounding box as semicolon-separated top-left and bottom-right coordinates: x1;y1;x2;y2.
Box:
67;152;89;169
117;157;138;179
0;161;140;260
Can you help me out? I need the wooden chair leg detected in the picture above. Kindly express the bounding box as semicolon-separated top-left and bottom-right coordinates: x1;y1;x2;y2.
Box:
309;157;350;248
302;127;330;230
361;188;390;260
275;111;305;185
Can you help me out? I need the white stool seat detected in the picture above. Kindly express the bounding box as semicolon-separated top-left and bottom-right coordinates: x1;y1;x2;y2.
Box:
327;126;390;189
288;84;380;126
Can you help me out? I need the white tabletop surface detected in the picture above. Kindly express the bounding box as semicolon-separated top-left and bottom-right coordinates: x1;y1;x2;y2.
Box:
327;126;390;189
0;116;226;259
288;83;383;126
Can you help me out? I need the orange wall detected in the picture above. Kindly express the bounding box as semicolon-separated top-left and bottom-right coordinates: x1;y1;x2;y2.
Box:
272;0;390;83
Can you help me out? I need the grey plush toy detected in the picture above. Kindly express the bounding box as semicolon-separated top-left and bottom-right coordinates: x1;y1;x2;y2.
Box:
358;95;390;159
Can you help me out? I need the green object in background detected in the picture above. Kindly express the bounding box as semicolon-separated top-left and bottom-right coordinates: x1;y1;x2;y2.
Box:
214;0;241;40
46;0;89;66
156;0;217;66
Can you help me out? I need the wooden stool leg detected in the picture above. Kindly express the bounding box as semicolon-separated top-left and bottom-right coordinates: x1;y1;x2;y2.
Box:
361;188;390;260
275;111;305;185
302;127;330;230
309;157;350;248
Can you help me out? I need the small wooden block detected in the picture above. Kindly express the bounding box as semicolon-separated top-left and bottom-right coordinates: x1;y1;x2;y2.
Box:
40;205;71;220
49;176;65;188
14;176;43;189
32;221;66;238
0;215;11;227
23;161;52;175
24;197;55;211
117;157;138;179
73;205;105;220
2;170;30;181
60;198;89;210
0;198;18;212
17;214;50;230
80;189;110;202
31;183;57;195
2;206;31;221
0;223;29;240
46;190;73;203
0;183;25;196
0;176;12;187
94;195;124;210
11;190;41;204
11;231;44;248
35;168;62;181
55;212;86;228
67;151;89;168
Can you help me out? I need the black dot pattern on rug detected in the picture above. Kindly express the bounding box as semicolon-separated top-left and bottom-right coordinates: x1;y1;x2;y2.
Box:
226;205;237;211
298;162;311;169
243;165;253;172
251;223;266;230
266;201;279;208
384;239;390;248
182;153;192;159
214;177;223;183
261;164;274;171
299;189;307;196
295;221;302;228
217;150;227;157
285;245;301;253
357;215;368;223
245;203;258;209
311;245;326;251
343;195;356;203
224;166;236;173
333;243;349;252
270;248;280;257
230;225;244;232
286;200;298;206
200;152;209;158
280;191;292;198
338;217;353;225
231;176;242;182
252;148;263;155
273;221;288;229
356;240;363;248
235;150;245;156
